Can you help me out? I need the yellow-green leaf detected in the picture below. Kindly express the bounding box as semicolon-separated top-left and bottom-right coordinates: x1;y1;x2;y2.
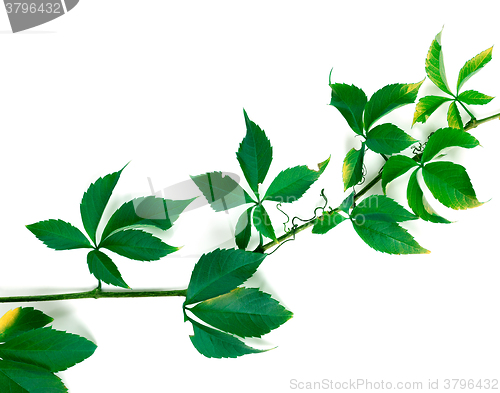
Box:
425;28;452;95
412;95;452;125
364;81;424;131
342;145;365;191
457;90;494;105
447;101;464;130
0;308;53;342
457;46;493;92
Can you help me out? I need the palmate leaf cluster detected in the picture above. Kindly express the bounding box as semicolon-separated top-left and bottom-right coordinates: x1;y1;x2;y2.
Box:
183;248;292;358
191;109;329;249
413;28;494;129
321;29;491;254
26;164;195;288
0;307;96;392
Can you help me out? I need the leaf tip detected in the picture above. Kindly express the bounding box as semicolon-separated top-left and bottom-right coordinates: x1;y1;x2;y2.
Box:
121;161;131;172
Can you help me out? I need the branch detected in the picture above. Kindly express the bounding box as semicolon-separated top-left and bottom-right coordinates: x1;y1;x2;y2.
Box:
260;111;500;253
4;114;499;300
0;287;187;303
464;111;500;131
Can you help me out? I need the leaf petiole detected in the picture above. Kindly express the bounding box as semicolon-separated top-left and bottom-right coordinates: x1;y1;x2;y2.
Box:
456;99;477;121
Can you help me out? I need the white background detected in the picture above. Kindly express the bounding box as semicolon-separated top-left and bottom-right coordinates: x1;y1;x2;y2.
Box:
1;1;499;392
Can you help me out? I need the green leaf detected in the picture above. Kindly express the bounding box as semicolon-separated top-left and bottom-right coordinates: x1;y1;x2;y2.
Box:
342;145;365;191
457;46;494;92
0;360;67;393
407;170;451;223
421;127;480;163
189;287;293;338
87;250;129;289
364;81;424;131
425;29;453;95
447;101;464;130
190;171;254;212
188;319;265;359
235;206;254;250
100;229;179;261
352;195;418;222
312;211;348;234
338;191;355;213
236;110;273;194
457;90;494;105
80;165;127;245
422;161;483;210
412;95;452;125
350;196;428;254
185;248;266;305
381;155;419;194
351;218;429;255
329;83;367;135
365;123;417;154
0;308;53;342
264;157;330;202
26;219;93;251
0;327;97;373
252;203;276;241
101;196;194;241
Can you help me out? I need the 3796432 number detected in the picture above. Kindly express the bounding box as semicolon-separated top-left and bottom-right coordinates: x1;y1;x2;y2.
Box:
444;379;499;389
5;3;61;14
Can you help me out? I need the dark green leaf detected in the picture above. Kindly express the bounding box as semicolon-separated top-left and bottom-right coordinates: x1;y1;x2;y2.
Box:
80;165;127;245
407;170;451;223
351;219;429;255
235;206;254;250
0;360;67;393
381;155;419;194
457;46;494;92
422;127;480;163
312;211;348;234
365;123;417;154
188;319;265;359
350;196;428;254
236;110;273;194
329;83;367;135
422;161;483;210
447;101;464;130
190;171;254;212
352;195;418;222
338;191;355;213
0;327;97;373
101;196;194;241
0;308;53;342
425;29;453;95
364;81;424;131
264;157;330;202
189;287;293;338
457;90;494;105
412;95;452;125
87;250;129;289
100;229;179;261
342;145;365;191
185;248;266;305
252;203;276;241
26;219;93;251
